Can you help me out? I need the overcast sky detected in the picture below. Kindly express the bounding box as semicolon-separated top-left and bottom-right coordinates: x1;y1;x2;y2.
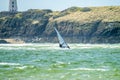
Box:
0;0;120;11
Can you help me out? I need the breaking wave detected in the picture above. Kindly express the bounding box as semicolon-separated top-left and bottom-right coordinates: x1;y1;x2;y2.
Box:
0;43;120;50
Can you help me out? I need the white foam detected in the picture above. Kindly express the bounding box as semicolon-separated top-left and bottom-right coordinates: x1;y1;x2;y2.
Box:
0;43;119;50
69;68;108;71
16;66;27;69
70;44;120;49
56;61;65;64
0;62;20;66
0;43;59;50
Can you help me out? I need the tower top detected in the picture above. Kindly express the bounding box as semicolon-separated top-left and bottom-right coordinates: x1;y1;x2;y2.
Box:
9;0;18;13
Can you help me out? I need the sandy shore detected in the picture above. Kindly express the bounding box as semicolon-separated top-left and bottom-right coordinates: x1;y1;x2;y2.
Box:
0;38;25;44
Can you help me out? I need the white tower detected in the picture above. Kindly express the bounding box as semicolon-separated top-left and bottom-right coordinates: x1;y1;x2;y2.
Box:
9;0;18;13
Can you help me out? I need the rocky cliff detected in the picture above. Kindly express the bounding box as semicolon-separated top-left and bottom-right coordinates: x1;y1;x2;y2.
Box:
0;6;120;43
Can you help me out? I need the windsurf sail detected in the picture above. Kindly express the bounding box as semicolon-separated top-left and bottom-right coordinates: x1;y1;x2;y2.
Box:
54;27;70;49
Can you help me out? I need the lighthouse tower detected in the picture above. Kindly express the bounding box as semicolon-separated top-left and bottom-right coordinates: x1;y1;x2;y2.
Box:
9;0;18;13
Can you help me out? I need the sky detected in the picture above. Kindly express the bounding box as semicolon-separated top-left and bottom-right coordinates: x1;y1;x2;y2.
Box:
0;0;120;11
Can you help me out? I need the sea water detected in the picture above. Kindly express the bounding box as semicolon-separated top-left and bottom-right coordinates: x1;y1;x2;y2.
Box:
0;43;120;80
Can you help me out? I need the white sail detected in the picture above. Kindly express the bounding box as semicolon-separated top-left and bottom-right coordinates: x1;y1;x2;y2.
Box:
54;27;70;48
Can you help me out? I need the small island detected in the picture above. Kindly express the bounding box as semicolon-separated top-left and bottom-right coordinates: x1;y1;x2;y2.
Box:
0;6;120;44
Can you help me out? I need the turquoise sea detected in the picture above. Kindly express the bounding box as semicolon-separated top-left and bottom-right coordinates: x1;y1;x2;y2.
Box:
0;44;120;80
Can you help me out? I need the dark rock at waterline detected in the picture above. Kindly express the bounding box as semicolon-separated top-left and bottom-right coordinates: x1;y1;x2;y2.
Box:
0;40;9;44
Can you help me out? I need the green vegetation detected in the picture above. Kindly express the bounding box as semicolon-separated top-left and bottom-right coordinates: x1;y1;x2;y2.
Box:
54;6;120;22
0;6;120;43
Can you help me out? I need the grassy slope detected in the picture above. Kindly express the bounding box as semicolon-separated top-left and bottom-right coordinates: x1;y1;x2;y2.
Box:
53;6;120;23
